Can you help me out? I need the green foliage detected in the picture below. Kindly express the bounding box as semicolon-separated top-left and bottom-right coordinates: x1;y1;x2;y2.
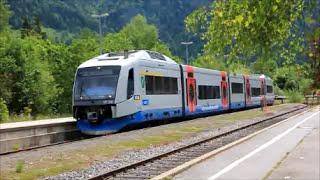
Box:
104;15;181;62
15;160;24;173
284;90;304;103
273;65;313;97
121;15;158;50
54;29;99;112
0;98;9;122
273;85;285;96
0;0;11;31
7;0;210;59
21;16;47;39
1;9;181;119
186;0;304;75
2;36;59;114
185;7;209;36
192;55;226;71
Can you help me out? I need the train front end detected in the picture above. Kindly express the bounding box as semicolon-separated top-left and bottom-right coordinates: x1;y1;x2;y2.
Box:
72;54;140;135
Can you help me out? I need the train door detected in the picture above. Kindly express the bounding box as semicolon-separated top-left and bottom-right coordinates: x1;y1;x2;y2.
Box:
259;76;266;106
245;75;251;106
186;66;197;113
260;77;266;96
220;72;228;109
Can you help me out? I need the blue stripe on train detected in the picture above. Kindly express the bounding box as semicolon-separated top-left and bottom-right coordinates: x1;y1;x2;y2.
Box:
230;102;245;109
77;107;183;134
77;101;262;134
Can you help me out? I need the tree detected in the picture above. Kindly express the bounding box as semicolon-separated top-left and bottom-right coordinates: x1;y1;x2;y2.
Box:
186;0;304;75
104;15;181;62
121;15;159;50
52;29;99;112
0;98;9;122
1;36;59;114
0;0;10;31
33;16;47;39
21;17;32;38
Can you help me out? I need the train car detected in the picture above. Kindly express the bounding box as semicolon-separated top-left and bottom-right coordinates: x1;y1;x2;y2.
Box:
245;75;262;107
182;66;227;116
72;50;274;135
73;50;183;135
265;76;275;105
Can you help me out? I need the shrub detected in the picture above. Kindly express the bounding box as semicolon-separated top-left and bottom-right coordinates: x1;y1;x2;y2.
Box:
0;98;9;122
15;160;24;173
274;85;285;96
284;90;304;103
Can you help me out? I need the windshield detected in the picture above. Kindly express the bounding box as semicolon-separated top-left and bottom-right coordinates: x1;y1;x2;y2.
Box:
74;66;121;100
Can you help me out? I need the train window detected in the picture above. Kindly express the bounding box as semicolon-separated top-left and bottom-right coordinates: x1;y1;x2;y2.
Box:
127;68;134;99
146;76;178;95
251;87;261;97
146;76;154;95
198;85;220;99
267;85;273;93
231;82;243;94
147;51;166;61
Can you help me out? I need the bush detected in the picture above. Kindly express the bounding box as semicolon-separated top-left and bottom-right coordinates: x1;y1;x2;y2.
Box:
284;90;304;103
0;98;9;122
274;85;285;96
15;160;24;173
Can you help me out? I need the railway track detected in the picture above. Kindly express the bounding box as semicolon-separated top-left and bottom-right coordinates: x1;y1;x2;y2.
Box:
89;105;307;180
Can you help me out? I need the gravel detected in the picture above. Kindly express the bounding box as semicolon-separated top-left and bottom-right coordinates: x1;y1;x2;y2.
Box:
46;104;305;180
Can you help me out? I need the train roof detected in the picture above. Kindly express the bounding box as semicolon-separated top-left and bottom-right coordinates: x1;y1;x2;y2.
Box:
78;50;178;68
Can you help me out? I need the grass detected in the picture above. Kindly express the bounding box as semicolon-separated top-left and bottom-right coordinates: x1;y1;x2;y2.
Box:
15;161;24;173
0;104;293;180
284;90;304;103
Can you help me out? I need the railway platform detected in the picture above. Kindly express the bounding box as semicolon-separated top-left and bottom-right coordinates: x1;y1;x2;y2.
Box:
173;107;319;180
0;117;76;154
0;117;74;130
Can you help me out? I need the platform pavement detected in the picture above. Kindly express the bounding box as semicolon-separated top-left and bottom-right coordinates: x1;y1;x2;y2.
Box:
174;107;319;180
267;117;319;180
0;117;75;130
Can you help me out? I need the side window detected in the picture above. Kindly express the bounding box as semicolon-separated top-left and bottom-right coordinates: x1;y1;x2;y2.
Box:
198;85;220;99
127;68;134;99
231;82;244;94
251;87;261;97
146;75;178;95
267;85;273;93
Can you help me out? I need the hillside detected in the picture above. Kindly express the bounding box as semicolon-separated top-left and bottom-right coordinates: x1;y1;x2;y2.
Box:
7;0;210;58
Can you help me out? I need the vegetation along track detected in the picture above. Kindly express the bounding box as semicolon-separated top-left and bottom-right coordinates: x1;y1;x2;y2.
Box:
89;105;307;180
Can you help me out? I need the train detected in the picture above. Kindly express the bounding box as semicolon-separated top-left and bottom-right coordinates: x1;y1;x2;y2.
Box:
72;50;274;135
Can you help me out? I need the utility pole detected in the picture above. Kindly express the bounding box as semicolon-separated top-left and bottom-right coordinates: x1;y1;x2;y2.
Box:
92;13;109;55
181;41;193;64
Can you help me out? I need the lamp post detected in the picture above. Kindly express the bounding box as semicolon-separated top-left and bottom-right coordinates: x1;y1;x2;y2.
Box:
181;41;193;64
92;13;109;55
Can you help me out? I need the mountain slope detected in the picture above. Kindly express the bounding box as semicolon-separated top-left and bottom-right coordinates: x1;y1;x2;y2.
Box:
8;0;211;58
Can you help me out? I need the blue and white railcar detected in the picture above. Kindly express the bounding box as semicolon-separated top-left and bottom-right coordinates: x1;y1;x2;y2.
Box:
73;50;183;135
72;50;274;135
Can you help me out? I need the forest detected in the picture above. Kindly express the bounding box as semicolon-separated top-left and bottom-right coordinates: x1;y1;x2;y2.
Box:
0;0;319;122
